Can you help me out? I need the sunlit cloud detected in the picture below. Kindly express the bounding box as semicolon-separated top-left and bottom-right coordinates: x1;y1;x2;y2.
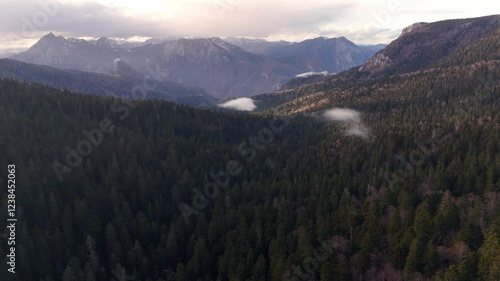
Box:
323;108;361;122
1;0;498;52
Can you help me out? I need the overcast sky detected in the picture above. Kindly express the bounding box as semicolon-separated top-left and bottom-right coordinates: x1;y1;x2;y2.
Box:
0;0;498;56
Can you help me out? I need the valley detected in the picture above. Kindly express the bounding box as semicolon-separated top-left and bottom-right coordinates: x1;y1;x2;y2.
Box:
0;8;499;281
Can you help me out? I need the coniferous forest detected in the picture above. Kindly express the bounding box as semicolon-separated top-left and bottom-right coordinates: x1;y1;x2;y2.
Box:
0;11;500;281
0;54;499;281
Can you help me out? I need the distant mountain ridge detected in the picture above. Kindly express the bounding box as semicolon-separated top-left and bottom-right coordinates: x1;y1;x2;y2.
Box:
259;36;385;73
12;33;122;73
12;34;382;99
224;37;294;55
0;58;216;107
226;36;386;73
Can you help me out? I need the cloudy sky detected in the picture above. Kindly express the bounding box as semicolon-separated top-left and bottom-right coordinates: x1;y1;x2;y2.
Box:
0;0;498;56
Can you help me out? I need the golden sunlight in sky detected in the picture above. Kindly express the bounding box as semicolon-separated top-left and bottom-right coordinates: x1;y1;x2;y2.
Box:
0;0;499;55
96;0;190;18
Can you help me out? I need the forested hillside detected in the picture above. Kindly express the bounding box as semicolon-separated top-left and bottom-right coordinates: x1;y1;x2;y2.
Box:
0;59;217;107
257;15;500;110
0;65;499;281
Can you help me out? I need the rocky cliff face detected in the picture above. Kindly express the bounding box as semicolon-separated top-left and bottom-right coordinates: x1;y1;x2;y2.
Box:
359;53;393;73
359;15;500;75
400;22;428;36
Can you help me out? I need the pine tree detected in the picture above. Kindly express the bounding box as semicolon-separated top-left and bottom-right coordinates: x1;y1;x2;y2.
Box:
478;231;500;281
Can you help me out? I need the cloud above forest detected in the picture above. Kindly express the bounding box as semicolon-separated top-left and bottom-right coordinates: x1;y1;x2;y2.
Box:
219;98;257;111
323;108;370;140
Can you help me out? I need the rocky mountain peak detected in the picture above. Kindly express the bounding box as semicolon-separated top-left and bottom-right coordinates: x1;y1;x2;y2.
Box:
43;32;56;39
400;22;428;36
38;32;65;44
93;37;120;49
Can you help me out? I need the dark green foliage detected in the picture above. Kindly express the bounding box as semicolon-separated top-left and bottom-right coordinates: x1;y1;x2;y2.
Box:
0;21;499;280
0;73;498;280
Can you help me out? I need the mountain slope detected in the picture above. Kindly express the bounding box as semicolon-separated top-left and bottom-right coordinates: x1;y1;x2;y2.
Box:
0;58;217;106
224;37;293;55
255;15;500;113
360;15;500;75
131;37;304;99
12;33;124;73
264;36;383;73
228;36;385;74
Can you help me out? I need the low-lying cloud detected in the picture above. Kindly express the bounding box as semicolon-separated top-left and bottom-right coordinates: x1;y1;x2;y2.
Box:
295;71;329;78
218;97;257;111
346;123;370;139
323;108;361;122
323;108;370;140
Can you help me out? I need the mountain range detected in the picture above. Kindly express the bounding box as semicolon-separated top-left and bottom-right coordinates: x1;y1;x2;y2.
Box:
11;34;383;100
255;14;500;114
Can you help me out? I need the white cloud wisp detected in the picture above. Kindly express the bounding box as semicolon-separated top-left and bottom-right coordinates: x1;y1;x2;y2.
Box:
323;108;370;140
218;97;257;111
